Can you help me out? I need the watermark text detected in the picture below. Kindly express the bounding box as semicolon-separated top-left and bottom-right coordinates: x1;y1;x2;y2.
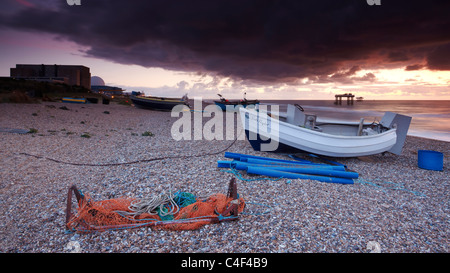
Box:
170;98;280;151
67;0;81;6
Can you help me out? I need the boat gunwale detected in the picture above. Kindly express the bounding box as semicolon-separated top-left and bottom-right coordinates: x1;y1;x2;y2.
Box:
239;107;397;141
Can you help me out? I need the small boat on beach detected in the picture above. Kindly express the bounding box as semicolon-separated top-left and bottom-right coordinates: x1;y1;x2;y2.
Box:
130;94;189;111
62;97;86;104
214;93;259;111
239;104;412;157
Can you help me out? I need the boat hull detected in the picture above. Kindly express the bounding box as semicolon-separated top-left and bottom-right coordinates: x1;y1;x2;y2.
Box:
239;107;398;157
130;95;187;111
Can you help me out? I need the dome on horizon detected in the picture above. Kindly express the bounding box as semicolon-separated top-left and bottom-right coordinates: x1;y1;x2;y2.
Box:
91;76;105;86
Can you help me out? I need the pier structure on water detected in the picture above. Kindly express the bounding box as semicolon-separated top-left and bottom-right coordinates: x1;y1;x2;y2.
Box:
335;93;355;105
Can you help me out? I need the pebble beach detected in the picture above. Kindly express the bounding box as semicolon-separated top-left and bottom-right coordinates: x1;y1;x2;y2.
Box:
0;101;448;254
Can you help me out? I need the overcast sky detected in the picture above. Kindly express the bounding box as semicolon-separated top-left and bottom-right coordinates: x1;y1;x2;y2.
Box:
1;0;449;99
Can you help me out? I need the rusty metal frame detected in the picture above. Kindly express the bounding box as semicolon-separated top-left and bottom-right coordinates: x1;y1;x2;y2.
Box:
220;178;240;220
65;184;84;230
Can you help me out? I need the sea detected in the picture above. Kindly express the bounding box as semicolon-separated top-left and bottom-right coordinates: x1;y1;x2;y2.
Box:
258;100;450;142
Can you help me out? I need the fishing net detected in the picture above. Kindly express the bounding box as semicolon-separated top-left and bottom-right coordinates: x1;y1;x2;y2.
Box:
65;178;245;233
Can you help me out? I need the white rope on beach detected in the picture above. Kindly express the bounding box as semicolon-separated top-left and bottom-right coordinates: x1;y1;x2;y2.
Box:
116;188;180;218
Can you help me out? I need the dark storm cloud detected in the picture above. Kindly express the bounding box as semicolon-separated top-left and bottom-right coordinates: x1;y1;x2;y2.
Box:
405;64;425;71
427;43;450;70
1;0;449;83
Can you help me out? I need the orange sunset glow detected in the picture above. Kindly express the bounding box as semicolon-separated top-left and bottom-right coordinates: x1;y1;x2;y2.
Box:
0;0;449;100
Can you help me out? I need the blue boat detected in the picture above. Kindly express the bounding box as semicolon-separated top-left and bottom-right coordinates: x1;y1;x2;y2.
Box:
214;93;259;111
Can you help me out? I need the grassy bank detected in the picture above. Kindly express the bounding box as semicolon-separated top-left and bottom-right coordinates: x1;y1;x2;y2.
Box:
0;77;96;103
0;77;133;105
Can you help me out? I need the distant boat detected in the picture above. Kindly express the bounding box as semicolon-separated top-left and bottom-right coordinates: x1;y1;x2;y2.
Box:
239;104;412;157
62;97;86;104
356;97;364;102
214;93;259;111
130;94;189;111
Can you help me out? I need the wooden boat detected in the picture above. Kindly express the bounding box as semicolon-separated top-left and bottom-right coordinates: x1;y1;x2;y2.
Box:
239;104;412;157
214;93;259;111
62;97;86;104
130;94;189;111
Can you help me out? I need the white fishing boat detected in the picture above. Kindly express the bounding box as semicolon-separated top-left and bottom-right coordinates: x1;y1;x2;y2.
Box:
239;104;412;157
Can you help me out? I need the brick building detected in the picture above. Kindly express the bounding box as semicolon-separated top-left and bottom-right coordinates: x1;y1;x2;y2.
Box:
10;64;91;89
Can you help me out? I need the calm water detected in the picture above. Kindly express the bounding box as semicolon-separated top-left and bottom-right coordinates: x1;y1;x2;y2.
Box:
259;100;450;142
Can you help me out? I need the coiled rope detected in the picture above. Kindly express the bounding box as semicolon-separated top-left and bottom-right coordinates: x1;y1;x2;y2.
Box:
117;189;180;218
